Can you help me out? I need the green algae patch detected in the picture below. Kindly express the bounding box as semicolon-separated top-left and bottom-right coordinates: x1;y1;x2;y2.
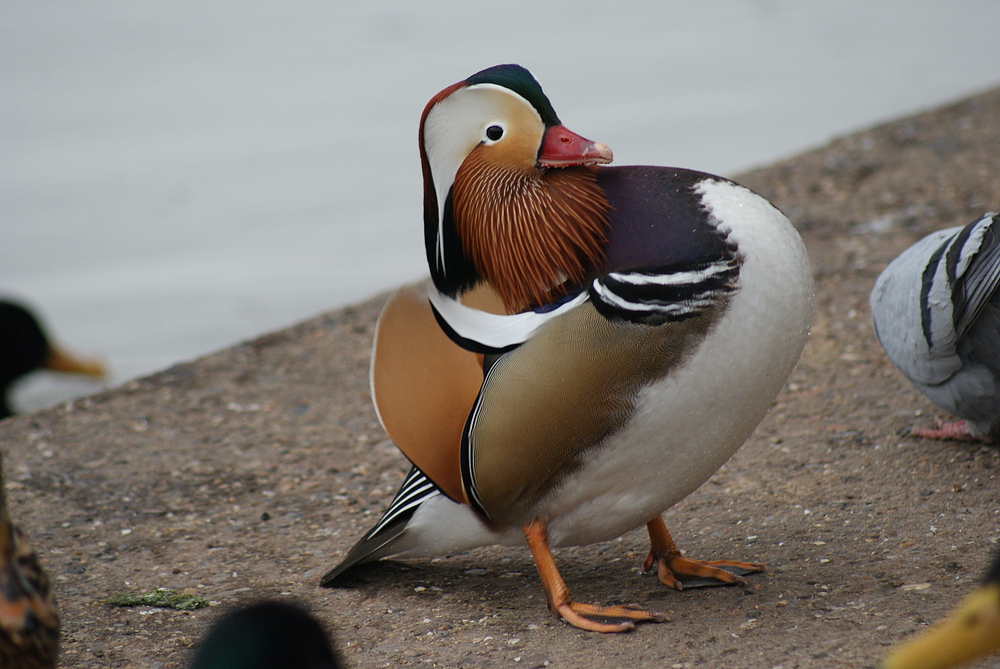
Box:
104;587;210;611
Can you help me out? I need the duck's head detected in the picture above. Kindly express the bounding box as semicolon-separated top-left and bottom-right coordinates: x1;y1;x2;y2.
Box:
419;64;613;313
0;301;106;420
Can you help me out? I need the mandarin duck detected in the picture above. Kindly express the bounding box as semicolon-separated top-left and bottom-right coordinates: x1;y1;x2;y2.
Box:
0;300;106;420
321;64;813;632
190;601;342;669
870;213;1000;443
880;548;1000;669
0;452;60;669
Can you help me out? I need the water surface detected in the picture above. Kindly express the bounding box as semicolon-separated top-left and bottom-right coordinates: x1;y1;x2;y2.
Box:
4;1;1000;410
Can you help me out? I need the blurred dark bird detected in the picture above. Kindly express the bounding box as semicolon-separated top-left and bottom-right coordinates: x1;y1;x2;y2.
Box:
0;451;60;669
190;600;341;669
0;300;106;420
870;212;1000;442
880;548;1000;669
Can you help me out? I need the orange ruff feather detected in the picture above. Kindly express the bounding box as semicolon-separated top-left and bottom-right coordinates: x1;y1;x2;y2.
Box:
452;156;609;314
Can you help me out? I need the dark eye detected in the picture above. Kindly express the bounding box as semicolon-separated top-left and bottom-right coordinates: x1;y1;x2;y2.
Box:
486;125;503;141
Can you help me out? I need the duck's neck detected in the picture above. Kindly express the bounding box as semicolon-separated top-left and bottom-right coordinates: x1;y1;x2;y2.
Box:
451;157;609;314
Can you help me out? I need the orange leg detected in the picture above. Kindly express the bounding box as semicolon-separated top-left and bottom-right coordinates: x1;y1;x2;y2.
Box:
523;519;668;633
642;516;764;590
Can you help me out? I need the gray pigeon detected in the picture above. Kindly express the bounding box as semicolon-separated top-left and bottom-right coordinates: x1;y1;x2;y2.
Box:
870;212;1000;442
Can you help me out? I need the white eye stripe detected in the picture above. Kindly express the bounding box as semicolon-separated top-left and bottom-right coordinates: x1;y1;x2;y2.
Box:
422;84;543;274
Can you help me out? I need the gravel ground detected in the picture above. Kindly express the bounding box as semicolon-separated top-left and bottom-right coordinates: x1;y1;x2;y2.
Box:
3;85;1000;669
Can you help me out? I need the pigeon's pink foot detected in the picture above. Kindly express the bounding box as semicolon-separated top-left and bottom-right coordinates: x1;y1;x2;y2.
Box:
910;418;982;441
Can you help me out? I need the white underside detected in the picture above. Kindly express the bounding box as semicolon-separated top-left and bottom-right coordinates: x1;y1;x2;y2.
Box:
390;179;813;558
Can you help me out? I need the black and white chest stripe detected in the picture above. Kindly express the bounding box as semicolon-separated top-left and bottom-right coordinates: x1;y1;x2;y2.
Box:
589;253;741;325
428;245;741;356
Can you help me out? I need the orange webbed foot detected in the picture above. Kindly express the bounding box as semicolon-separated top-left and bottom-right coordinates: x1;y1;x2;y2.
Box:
524;520;668;633
644;517;764;590
553;600;668;633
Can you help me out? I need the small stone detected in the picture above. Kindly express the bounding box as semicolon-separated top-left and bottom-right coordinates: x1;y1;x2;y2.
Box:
900;583;931;592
